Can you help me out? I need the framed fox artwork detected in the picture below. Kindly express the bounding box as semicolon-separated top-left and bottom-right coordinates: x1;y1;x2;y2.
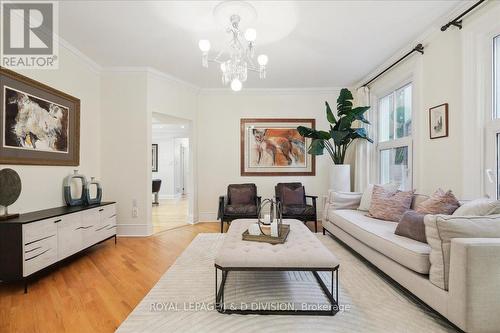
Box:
240;118;316;176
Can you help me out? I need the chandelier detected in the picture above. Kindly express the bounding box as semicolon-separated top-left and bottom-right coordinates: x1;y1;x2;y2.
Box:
198;2;268;92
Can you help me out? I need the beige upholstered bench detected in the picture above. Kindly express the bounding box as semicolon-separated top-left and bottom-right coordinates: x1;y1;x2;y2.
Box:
214;219;340;315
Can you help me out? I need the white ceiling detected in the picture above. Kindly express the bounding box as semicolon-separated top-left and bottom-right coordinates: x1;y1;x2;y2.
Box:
59;1;463;88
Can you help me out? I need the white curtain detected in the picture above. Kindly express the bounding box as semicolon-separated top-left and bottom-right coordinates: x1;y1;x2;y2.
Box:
354;86;373;192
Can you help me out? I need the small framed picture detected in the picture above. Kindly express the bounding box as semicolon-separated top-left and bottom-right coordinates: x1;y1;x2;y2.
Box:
152;144;158;172
429;103;448;139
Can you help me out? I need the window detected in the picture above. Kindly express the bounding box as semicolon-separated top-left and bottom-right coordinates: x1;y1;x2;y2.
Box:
377;84;412;190
495;35;500;119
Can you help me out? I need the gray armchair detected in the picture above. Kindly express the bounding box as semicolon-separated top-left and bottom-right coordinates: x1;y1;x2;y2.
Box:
217;184;261;233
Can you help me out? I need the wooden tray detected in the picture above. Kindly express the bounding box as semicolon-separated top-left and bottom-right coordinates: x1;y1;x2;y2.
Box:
242;224;290;244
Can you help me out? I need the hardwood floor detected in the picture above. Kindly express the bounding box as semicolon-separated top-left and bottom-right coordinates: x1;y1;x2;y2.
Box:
152;197;189;233
0;221;317;332
0;223;219;333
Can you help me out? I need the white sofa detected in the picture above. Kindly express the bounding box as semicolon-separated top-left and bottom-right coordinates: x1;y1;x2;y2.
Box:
322;192;500;333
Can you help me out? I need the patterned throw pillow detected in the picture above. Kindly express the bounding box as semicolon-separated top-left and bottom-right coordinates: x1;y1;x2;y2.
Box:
416;189;460;215
358;182;399;211
368;185;414;222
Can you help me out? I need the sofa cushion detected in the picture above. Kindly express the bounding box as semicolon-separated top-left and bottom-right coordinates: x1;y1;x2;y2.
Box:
424;213;500;290
452;198;500;216
328;191;362;210
416;189;460;215
329;209;431;274
368;185;414;222
358;183;399;211
228;184;256;205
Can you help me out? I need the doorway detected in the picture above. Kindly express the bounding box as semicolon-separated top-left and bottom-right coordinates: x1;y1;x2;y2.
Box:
151;113;191;233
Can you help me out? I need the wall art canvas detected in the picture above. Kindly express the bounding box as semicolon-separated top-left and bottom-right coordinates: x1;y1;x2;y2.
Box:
0;68;80;165
429;103;448;139
241;118;315;176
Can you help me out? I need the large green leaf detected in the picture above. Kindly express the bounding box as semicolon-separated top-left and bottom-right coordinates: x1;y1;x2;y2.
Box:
350;127;373;143
330;129;350;146
325;101;336;124
337;88;354;115
308;139;325;155
350;106;371;124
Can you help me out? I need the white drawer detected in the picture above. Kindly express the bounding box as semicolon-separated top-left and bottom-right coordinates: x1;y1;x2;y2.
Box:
57;213;83;260
23;218;58;245
99;204;116;219
23;235;58;277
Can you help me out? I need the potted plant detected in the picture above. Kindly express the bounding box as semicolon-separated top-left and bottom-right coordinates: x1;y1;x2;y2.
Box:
297;88;372;191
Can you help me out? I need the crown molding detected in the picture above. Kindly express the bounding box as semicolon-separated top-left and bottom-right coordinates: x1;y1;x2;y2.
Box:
101;66;201;93
352;1;474;89
57;35;102;74
198;86;343;96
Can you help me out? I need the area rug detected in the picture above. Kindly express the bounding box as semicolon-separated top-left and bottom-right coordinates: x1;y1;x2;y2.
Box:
117;233;458;333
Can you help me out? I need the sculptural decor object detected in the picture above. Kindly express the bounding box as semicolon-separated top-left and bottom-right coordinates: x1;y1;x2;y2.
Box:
63;170;88;206
0;168;22;220
85;177;102;205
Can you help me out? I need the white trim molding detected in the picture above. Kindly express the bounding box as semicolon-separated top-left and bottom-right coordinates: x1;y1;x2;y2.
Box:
117;223;153;237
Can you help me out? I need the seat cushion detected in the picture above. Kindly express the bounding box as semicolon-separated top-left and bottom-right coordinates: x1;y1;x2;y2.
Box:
225;204;257;216
328;209;431;274
283;204;315;217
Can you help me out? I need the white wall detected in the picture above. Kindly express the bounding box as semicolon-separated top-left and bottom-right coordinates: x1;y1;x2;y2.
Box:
197;89;341;221
101;70;150;236
361;1;500;199
1;46;101;214
152;136;176;198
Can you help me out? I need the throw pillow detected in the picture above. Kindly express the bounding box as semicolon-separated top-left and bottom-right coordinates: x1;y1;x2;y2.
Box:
395;210;427;243
282;186;305;205
328;191;362;210
368;185;414;222
452;198;500;216
358;182;399;211
425;213;500;290
229;187;254;205
416;188;460;215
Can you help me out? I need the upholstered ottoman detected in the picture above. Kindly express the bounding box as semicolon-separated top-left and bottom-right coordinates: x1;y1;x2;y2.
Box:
214;219;340;315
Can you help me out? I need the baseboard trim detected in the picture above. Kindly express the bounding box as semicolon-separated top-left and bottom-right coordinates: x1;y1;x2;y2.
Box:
117;223;153;237
199;212;218;222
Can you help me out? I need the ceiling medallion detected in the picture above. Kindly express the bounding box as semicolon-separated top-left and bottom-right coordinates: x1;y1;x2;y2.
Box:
198;1;268;91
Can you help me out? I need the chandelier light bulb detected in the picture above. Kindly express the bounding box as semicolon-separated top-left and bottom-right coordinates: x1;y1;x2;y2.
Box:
257;54;268;66
231;79;242;92
244;28;257;42
198;39;211;52
220;62;226;72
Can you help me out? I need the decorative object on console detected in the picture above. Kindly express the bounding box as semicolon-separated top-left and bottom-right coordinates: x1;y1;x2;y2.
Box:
429;103;448;139
152;144;158;172
63;170;88;206
298;88;372;191
198;1;268;91
415;188;459;215
0;68;80;166
0;168;22;220
368;185;414;222
85;177;103;205
240;118;315;176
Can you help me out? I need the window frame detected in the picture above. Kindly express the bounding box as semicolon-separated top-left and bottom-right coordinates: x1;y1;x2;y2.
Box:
375;82;414;190
486;34;500;198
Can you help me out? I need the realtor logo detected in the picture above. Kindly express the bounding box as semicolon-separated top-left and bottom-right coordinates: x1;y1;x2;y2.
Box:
1;1;59;69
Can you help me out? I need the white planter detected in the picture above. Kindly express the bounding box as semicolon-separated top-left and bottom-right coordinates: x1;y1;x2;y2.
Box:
329;164;351;192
